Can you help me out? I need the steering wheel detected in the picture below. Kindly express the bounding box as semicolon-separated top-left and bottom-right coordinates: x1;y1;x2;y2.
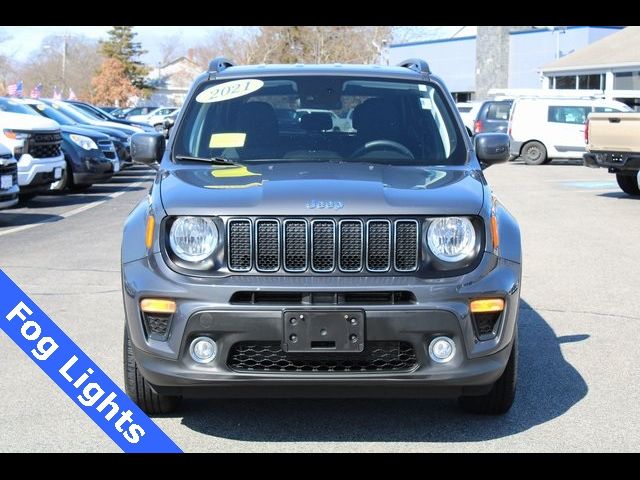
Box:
350;140;414;160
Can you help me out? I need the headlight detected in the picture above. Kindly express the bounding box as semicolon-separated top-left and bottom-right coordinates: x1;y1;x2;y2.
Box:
169;216;218;262
3;129;30;140
69;134;98;151
427;217;476;262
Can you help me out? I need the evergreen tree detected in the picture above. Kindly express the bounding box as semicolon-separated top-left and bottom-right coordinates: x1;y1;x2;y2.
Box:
99;26;149;89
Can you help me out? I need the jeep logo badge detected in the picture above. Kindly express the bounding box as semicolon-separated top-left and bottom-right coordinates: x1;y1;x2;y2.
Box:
306;200;344;210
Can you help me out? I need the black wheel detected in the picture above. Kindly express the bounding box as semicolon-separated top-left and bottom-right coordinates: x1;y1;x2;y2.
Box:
616;173;640;196
153;124;164;132
459;329;518;415
18;193;38;202
542;158;553;165
124;327;180;414
521;141;547;165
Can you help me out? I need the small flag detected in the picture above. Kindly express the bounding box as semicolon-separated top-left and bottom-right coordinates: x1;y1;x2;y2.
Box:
7;81;23;98
30;83;43;99
67;88;77;100
53;86;62;100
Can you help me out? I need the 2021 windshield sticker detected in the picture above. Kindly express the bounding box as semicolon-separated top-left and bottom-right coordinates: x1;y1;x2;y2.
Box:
196;79;264;103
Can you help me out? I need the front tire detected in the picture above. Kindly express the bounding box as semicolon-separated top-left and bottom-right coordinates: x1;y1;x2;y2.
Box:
459;330;518;415
616;173;640;196
521;141;548;165
124;327;181;414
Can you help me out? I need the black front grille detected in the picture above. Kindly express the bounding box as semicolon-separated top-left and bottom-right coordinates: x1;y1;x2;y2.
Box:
228;341;418;373
227;217;419;274
28;143;61;158
97;140;116;159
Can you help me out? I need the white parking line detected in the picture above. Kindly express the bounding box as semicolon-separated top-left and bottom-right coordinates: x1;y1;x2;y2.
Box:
0;175;153;238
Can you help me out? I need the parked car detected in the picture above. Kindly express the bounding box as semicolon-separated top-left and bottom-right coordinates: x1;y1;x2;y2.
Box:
162;110;179;138
17;99;118;190
39;99;137;166
509;97;631;165
473;100;513;135
456;101;481;135
0;109;65;200
97;106;118;113
0;144;19;209
122;58;520;416
584;111;640;195
65;100;155;132
113;106;159;119
128;107;179;131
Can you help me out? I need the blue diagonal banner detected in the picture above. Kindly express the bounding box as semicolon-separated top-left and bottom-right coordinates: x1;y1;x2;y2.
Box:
0;269;182;453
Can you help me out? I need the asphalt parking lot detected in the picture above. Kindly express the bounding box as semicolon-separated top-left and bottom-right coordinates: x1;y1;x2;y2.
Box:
1;161;639;452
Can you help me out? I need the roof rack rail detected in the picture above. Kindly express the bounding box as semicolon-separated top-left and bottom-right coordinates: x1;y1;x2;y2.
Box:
398;58;431;75
208;57;235;74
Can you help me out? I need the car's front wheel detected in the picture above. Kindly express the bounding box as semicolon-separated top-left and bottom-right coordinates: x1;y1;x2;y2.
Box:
521;141;548;165
124;327;181;414
616;173;640;196
459;330;517;415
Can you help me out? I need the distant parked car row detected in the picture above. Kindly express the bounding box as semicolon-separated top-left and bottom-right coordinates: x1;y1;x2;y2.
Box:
0;97;157;209
456;96;631;165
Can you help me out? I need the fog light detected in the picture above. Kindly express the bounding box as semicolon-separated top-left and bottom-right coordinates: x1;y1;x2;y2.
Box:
190;337;217;364
428;336;456;363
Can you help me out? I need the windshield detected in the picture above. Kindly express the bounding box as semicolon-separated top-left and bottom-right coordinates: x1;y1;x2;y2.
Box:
0;98;38;116
47;101;96;123
173;75;465;165
27;103;76;126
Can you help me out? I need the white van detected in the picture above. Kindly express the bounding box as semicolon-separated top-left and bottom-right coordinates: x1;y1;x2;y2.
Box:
508;97;632;165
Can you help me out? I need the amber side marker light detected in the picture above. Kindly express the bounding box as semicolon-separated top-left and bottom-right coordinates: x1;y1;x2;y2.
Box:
490;214;500;250
470;298;505;313
140;299;177;314
145;214;155;249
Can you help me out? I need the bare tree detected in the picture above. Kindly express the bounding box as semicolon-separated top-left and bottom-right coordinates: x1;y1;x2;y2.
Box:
159;33;185;64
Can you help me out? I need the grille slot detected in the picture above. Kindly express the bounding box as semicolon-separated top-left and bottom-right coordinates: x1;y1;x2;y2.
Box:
367;220;391;272
283;220;307;272
228;220;252;271
230;291;417;305
228;341;418;373
311;220;336;272
97;140;116;159
339;220;363;272
255;220;280;272
394;220;419;272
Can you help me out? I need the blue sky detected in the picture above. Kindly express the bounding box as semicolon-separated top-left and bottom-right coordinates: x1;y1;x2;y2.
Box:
0;26;473;66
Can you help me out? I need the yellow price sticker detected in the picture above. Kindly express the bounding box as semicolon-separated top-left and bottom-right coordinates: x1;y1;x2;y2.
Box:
209;133;247;149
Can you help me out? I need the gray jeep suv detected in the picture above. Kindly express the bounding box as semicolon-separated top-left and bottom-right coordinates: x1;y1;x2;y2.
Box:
122;58;521;415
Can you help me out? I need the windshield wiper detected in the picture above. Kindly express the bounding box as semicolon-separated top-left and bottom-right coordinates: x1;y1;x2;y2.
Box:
174;155;241;166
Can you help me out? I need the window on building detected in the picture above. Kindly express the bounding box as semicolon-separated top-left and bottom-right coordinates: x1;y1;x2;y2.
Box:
554;76;577;89
452;92;472;102
578;74;604;90
614;71;640;90
548;106;591;124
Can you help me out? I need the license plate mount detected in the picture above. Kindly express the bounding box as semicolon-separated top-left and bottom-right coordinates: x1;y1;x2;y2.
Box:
283;310;365;353
0;174;12;190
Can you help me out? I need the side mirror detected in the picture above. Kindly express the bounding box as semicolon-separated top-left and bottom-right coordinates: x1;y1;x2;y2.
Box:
475;133;510;169
131;133;165;169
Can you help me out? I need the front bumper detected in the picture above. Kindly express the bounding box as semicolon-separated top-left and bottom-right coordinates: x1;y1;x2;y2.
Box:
17;154;66;188
123;250;521;397
584;152;640;172
0;184;19;209
509;139;523;158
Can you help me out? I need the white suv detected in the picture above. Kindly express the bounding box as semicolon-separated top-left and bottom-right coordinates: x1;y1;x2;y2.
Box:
0;143;19;209
0;111;66;198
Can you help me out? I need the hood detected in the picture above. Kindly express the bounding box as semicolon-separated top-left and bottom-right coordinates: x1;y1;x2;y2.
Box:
160;162;485;216
82;119;140;135
0;111;60;131
60;124;110;140
77;124;128;140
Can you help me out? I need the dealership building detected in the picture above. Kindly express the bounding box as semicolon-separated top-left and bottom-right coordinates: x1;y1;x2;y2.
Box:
387;26;623;101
